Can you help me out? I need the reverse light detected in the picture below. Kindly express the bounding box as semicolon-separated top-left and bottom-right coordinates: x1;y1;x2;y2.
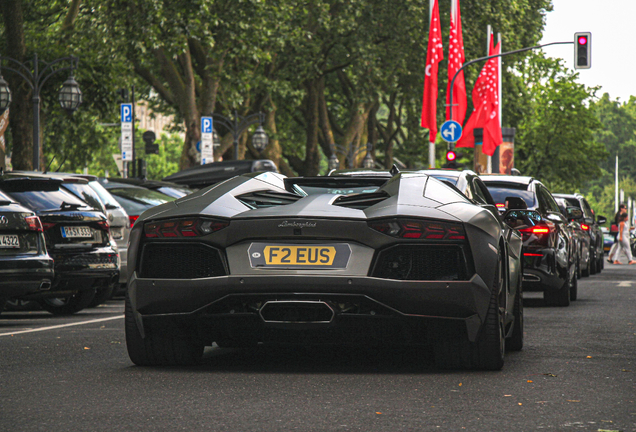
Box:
369;219;466;240
144;218;229;238
580;223;590;231
25;215;43;232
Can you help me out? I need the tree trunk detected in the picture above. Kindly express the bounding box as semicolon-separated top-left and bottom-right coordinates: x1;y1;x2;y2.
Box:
1;0;32;170
303;79;321;176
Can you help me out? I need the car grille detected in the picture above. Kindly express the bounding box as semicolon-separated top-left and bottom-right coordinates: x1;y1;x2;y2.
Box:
371;245;469;281
139;243;226;279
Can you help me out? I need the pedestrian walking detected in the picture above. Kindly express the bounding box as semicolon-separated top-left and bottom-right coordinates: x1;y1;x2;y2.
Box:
612;212;636;265
608;204;627;263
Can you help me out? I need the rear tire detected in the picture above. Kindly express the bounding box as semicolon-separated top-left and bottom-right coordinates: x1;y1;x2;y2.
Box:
87;283;115;308
582;257;590;277
507;280;524;352
0;298;6;316
125;295;204;366
38;290;96;315
590;254;597;275
545;271;571;307
570;272;578;301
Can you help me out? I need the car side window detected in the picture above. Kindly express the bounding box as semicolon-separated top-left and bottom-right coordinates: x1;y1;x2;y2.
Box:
470;180;487;204
475;179;496;206
581;199;593;218
541;188;561;213
535;186;548;214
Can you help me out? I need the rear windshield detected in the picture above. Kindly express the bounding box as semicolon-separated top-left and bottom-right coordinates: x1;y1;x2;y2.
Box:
426;174;459;186
62;183;105;213
5;188;90;212
485;186;536;208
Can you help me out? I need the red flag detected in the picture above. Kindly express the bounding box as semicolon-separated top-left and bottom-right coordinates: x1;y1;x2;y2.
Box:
456;38;502;156
420;0;444;142
446;0;467;125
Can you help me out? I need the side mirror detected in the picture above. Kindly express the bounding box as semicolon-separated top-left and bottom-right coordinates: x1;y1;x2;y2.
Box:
597;215;607;225
547;212;567;224
565;206;583;221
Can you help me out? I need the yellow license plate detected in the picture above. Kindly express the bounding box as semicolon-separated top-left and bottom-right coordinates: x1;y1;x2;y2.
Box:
264;245;336;266
248;243;351;269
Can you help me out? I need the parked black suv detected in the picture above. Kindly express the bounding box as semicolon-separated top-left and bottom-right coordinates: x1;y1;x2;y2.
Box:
481;175;576;306
0;189;54;313
0;176;119;315
553;193;606;275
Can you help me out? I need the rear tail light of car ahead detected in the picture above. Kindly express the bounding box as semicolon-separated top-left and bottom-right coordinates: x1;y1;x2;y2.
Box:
144;218;229;238
129;215;139;228
24;215;43;232
518;223;552;236
580;223;590;231
368;218;466;241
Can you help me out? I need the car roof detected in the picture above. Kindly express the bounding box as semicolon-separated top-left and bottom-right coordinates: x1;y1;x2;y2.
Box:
417;169;478;178
3;171;90;184
479;174;535;186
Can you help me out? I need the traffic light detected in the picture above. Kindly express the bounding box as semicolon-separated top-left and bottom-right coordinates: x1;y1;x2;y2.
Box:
443;149;463;169
574;32;591;69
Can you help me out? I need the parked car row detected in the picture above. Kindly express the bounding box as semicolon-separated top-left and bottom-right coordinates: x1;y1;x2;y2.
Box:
0;172;192;315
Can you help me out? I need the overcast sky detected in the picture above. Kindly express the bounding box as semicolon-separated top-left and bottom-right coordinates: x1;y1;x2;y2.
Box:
540;0;635;103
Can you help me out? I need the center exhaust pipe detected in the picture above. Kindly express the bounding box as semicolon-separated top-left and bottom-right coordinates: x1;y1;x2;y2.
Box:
39;279;52;291
259;300;335;324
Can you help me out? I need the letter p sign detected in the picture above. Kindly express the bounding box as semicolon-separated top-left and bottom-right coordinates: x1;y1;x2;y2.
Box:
201;117;213;134
120;104;132;123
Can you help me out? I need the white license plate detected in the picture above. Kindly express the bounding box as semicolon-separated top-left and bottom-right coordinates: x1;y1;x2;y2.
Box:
0;234;19;248
62;226;93;238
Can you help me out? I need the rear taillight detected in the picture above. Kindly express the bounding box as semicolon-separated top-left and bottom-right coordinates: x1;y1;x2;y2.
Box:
496;203;506;209
41;222;57;231
129;215;139;228
369;219;466;240
524;252;544;257
97;220;110;233
580;223;590;231
519;225;550;235
25;215;43;232
144;218;229;238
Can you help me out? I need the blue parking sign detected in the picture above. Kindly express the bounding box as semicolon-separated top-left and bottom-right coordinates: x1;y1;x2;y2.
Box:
120;104;132;123
201;117;213;134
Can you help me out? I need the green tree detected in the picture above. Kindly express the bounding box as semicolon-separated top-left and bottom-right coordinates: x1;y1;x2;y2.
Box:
514;54;606;191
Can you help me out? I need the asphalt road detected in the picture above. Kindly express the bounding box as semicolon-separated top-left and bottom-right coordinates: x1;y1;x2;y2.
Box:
1;264;634;432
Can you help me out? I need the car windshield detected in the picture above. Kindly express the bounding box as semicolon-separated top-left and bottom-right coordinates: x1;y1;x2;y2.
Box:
485;186;536;208
5;188;91;212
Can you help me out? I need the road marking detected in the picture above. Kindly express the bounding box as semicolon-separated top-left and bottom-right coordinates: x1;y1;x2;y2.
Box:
617;281;633;287
0;315;124;337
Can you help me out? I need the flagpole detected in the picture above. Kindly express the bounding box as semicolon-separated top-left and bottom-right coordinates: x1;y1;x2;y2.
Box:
428;0;436;169
486;25;493;174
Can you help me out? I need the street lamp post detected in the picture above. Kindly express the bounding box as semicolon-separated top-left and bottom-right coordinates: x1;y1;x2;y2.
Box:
210;110;267;160
0;54;81;171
